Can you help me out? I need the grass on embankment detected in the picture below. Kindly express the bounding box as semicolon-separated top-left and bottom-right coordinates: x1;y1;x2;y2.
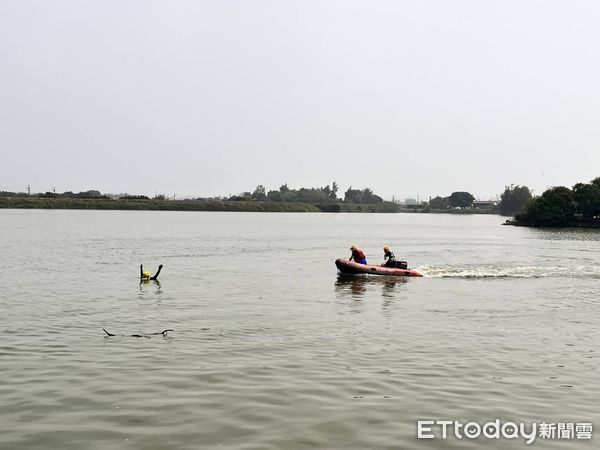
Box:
0;197;321;212
0;197;500;214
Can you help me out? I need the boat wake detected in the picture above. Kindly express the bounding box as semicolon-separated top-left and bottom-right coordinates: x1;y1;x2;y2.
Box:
416;265;600;279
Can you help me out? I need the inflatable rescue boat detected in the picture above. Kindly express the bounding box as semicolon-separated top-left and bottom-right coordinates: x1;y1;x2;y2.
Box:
335;258;423;277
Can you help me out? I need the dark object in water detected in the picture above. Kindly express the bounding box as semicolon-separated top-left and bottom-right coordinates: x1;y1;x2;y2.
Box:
102;328;173;338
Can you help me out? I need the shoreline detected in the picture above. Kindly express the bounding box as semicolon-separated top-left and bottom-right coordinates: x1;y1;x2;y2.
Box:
504;219;600;228
0;197;500;214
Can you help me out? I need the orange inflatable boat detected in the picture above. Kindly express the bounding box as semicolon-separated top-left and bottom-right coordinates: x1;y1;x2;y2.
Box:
335;258;423;277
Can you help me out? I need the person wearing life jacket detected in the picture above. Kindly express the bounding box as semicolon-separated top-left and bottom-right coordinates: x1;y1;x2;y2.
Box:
382;246;396;267
349;245;367;265
140;264;163;282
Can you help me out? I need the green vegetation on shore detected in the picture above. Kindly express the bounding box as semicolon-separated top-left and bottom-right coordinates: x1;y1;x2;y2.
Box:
0;197;321;212
512;177;600;227
0;183;404;213
499;185;533;216
0;196;406;213
3;179;598;226
0;182;550;217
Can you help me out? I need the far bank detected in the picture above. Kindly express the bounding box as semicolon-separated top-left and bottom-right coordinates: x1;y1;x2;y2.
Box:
0;197;499;214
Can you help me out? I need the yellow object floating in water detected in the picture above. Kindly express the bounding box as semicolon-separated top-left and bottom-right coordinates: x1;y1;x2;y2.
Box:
142;271;152;279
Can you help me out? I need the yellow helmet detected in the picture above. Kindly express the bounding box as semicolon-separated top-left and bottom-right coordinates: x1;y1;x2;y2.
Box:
350;245;357;250
142;271;152;279
383;246;390;251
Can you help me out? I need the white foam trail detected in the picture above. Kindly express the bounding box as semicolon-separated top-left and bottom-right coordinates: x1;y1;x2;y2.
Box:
416;265;600;279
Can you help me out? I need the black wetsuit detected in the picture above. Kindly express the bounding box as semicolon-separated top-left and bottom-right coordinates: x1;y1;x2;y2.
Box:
383;250;396;267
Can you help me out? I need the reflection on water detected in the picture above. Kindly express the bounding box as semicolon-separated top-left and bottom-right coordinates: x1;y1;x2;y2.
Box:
138;279;162;296
335;274;409;299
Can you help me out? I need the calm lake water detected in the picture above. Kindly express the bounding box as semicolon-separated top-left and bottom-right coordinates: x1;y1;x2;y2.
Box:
0;210;598;449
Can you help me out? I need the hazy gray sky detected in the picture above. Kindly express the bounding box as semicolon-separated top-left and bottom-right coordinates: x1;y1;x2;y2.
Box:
1;0;599;200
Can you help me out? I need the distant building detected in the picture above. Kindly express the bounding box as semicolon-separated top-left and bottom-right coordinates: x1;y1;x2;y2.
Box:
472;200;497;209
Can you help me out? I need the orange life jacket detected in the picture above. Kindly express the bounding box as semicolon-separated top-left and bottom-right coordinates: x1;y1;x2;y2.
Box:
352;249;366;260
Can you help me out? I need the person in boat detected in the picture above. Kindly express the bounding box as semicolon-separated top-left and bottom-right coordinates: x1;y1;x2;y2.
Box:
382;246;396;267
140;264;163;282
349;245;367;265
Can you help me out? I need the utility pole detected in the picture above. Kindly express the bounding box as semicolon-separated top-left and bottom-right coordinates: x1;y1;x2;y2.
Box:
52;187;56;194
27;184;31;196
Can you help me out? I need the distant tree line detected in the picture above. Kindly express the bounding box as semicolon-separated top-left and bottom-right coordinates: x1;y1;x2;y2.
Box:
8;179;595;225
514;178;600;227
499;185;533;216
38;190;110;199
428;187;533;215
343;187;383;204
228;182;385;205
0;189;168;201
428;191;477;209
0;191;29;198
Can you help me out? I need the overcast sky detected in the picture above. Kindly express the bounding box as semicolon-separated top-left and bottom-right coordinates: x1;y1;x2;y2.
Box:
1;0;599;200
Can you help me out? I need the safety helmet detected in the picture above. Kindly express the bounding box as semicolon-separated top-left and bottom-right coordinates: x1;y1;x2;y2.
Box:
143;271;152;279
350;245;357;250
383;246;390;251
